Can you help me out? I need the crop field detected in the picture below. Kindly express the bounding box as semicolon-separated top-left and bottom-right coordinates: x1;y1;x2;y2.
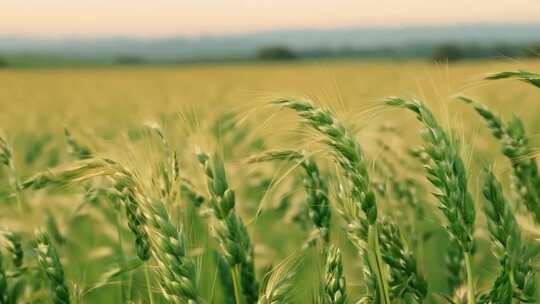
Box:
1;59;540;304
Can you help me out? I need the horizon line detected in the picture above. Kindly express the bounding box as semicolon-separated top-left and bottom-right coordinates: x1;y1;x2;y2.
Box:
2;21;540;41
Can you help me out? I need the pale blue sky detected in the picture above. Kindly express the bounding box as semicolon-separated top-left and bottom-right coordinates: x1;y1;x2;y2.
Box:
3;0;540;37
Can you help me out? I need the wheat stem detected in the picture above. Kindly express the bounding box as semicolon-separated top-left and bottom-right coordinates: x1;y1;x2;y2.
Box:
113;212;128;302
465;252;476;304
0;252;7;304
368;225;391;304
231;265;243;304
144;263;154;304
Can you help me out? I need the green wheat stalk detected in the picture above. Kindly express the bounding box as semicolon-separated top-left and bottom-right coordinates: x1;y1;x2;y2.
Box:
379;218;427;303
0;136;24;211
459;96;540;224
180;177;206;208
64;128;92;160
145;123;181;204
322;245;347;304
273;98;391;304
385;97;476;304
34;230;70;304
335;183;378;303
0;229;23;268
445;238;464;296
145;199;201;303
0;252;7;304
198;152;258;304
481;168;535;303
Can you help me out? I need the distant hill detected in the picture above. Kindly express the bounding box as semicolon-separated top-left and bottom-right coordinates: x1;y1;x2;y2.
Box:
1;23;539;61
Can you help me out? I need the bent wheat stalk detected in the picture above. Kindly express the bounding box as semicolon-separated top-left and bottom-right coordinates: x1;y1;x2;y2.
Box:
257;256;299;304
248;150;331;248
459;96;540;224
485;70;540;89
22;158;151;261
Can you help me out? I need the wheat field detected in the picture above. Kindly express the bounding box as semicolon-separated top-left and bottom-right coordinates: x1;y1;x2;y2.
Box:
1;59;540;303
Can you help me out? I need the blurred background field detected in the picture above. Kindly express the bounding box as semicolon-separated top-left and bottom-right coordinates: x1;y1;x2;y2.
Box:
3;59;540;127
3;59;540;179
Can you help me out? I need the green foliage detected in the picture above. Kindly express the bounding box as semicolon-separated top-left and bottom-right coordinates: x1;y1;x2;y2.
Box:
0;58;8;68
256;46;298;61
432;44;465;62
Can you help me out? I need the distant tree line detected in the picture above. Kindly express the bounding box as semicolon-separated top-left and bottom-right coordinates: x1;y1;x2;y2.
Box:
255;46;298;60
114;55;146;65
0;57;8;68
432;43;540;62
255;42;540;62
1;42;539;68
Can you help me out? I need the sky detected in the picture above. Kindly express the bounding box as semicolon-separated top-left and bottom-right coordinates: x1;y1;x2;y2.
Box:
3;0;540;37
